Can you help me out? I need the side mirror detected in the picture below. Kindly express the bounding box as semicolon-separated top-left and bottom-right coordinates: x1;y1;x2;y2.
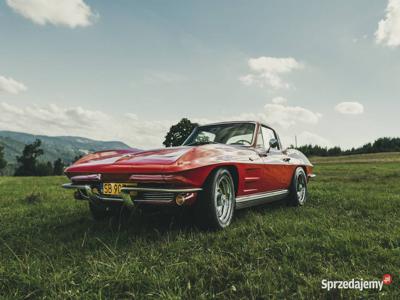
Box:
269;138;278;150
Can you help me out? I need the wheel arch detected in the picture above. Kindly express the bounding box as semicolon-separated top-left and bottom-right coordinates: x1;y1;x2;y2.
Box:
206;164;239;196
300;165;308;175
298;165;312;182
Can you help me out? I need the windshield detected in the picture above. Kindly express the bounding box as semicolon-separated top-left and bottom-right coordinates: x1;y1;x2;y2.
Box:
183;123;256;146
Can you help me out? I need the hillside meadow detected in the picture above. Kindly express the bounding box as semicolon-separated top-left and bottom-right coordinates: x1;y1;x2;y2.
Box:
0;153;399;299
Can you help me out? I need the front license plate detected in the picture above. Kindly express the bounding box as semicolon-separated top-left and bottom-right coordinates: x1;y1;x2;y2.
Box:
102;183;124;195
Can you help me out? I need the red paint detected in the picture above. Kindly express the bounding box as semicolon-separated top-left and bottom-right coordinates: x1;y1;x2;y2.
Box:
64;122;313;203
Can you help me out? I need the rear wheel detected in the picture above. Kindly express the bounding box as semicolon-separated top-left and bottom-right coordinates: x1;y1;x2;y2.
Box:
195;168;235;230
287;167;308;206
88;202;125;220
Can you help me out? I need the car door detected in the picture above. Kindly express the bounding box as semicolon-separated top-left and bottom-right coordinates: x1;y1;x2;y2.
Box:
260;126;292;190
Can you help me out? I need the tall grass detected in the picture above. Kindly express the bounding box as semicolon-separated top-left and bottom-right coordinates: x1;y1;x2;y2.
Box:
0;155;399;299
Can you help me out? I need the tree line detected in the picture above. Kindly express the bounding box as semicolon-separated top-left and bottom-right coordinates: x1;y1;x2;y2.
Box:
296;137;400;157
0;139;66;176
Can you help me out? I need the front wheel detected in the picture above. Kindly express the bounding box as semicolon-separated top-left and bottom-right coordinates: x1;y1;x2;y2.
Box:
287;167;308;206
195;168;235;230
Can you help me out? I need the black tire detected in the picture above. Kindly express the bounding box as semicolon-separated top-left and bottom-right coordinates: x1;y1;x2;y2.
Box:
195;168;235;230
287;167;308;206
88;202;125;221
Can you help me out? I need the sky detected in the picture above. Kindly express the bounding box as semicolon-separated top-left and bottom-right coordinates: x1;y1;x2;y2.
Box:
0;0;399;149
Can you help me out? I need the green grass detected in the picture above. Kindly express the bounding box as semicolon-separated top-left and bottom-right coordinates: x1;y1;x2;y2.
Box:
1;154;399;299
310;151;400;164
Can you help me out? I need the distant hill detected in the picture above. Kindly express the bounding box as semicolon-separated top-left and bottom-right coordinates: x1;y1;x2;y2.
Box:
0;131;132;174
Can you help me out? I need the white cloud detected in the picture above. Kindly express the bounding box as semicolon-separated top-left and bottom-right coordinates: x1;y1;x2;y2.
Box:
239;56;303;89
375;0;400;47
271;96;288;104
334;102;364;115
296;131;331;147
0;76;27;94
196;97;321;130
125;113;138;120
0;100;323;149
0;102;170;148
194;103;321;130
6;0;97;28
258;103;322;128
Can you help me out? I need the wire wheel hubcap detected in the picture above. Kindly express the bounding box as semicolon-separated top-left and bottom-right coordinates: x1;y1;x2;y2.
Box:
215;175;233;225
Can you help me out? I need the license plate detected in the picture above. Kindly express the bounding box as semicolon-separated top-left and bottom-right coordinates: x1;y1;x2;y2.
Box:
102;183;124;195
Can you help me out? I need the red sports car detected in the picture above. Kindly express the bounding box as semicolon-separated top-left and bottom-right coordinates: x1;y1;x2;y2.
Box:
62;121;314;229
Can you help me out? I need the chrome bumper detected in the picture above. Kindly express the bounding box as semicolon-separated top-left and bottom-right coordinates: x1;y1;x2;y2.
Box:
61;183;202;205
62;183;128;204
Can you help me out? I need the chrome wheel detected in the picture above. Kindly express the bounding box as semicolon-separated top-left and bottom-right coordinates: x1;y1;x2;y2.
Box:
296;173;306;204
195;168;235;230
214;174;234;226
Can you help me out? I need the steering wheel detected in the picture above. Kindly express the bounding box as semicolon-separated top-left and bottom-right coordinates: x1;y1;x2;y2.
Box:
231;139;251;145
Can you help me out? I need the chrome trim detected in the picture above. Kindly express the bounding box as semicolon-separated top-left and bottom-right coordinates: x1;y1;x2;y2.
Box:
62;183;90;190
236;189;289;202
141;192;175;201
93;196;125;202
62;183;201;206
121;187;202;193
70;174;101;182
134;199;175;205
235;189;289;209
62;183;128;204
129;174;164;181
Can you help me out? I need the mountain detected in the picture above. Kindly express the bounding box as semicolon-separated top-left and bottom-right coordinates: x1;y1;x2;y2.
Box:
0;131;132;174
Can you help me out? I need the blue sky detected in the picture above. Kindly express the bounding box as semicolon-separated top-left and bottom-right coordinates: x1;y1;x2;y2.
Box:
0;0;399;148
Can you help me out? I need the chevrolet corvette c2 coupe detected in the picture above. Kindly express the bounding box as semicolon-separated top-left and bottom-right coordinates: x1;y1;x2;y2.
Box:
62;121;314;229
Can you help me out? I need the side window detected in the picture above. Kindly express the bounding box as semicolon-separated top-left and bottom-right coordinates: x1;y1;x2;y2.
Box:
261;126;279;149
256;127;265;148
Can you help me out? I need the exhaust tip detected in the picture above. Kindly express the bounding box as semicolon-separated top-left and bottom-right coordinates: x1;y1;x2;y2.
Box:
175;192;197;206
175;194;186;206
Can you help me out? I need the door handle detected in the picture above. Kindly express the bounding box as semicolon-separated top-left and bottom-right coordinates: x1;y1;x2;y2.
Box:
282;157;291;162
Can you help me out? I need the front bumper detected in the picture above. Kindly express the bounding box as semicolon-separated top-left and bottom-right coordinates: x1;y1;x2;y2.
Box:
62;183;201;206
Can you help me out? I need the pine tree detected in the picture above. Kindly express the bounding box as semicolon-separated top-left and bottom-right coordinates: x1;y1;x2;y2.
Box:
14;139;44;176
0;145;7;175
53;158;65;175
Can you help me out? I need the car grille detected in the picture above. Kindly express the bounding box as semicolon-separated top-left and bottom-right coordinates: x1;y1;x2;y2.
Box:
139;191;175;202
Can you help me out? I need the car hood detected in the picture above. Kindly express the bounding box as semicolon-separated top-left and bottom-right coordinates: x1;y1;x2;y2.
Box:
69;147;192;167
64;144;256;175
114;147;194;165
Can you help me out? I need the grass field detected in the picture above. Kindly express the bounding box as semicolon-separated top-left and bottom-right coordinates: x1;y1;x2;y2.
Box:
0;153;399;299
